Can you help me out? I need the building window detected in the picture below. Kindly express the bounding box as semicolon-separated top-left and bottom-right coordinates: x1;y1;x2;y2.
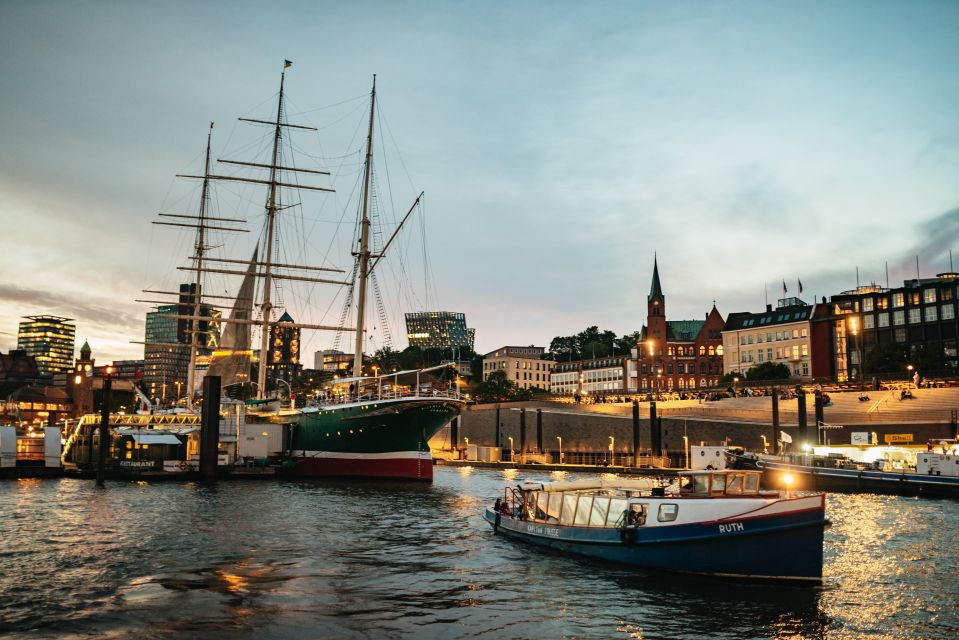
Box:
740;336;747;345
801;328;808;338
667;364;673;374
893;310;905;326
757;334;764;344
708;346;715;356
877;297;889;309
767;348;773;361
924;288;937;304
717;345;724;356
943;304;955;321
801;344;808;356
758;350;764;363
908;308;921;324
909;292;920;305
894;327;907;343
792;329;799;339
700;363;707;373
699;346;705;355
893;293;905;307
878;313;889;328
802;363;809;376
700;378;707;387
864;314;875;329
792;345;799;359
863;298;874;312
943;288;954;302
924;306;938;322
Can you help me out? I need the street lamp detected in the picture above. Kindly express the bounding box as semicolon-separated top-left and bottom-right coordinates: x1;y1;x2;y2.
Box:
276;378;293;408
508;436;514;462
557;436;563;464
608;436;615;466
463;437;469;460
682;435;689;469
733;376;740;397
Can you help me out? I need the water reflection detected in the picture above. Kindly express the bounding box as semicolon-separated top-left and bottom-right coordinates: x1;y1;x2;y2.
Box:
0;471;956;639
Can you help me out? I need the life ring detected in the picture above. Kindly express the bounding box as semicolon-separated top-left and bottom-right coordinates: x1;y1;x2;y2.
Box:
178;461;188;471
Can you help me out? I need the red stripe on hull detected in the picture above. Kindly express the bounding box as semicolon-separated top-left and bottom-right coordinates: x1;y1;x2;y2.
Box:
287;455;434;481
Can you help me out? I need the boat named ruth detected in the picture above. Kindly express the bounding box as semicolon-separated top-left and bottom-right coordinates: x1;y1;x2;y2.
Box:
484;470;827;583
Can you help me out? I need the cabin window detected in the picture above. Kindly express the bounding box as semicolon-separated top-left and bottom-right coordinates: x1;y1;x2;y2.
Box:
658;504;678;522
726;474;744;494
607;498;629;526
560;495;577;526
590;497;610;526
744;474;759;493
710;474;727;494
546;493;563;522
628;504;648;526
574;497;593;526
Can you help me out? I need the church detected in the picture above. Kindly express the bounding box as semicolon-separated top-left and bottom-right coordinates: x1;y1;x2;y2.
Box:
636;256;726;392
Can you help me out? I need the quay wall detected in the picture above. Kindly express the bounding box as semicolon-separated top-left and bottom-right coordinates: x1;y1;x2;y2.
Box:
430;401;957;460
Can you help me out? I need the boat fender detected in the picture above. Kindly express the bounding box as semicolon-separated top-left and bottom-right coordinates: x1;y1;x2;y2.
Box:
620;527;635;545
494;511;501;533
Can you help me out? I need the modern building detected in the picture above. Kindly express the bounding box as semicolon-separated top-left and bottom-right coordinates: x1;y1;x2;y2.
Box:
635;257;726;392
550;355;628;396
268;311;302;386
0;350;43;392
405;311;475;351
17;315;76;378
143;284;219;402
315;349;355;372
483;346;554;391
828;272;959;381
722;298;832;381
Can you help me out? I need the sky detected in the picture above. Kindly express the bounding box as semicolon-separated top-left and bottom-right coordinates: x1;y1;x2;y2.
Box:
1;0;958;363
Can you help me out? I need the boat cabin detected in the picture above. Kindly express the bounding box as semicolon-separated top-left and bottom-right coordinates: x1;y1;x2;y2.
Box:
678;470;763;497
498;471;766;529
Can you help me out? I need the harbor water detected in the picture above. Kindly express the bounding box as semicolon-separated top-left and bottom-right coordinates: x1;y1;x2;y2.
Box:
1;468;957;639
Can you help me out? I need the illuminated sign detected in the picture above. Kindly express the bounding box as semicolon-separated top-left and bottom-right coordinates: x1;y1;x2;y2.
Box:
883;433;913;444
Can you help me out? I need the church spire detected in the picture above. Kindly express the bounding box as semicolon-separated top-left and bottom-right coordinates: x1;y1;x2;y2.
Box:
648;253;663;302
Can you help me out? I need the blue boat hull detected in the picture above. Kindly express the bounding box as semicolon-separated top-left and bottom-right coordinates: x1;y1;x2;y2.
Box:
484;506;825;583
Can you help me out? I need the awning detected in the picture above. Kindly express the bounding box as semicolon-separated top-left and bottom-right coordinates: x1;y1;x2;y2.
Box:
131;434;183;445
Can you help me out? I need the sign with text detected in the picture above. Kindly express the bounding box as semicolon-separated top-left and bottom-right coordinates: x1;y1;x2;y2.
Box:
883;433;913;444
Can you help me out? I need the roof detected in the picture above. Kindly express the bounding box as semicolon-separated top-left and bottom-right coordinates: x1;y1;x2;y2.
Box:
724;305;814;331
648;254;663;302
130;433;183;445
667;320;705;342
277;311;295;323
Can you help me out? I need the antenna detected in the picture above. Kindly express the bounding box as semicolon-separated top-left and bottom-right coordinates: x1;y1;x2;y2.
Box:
856;266;860;289
885;261;889;289
916;255;920;280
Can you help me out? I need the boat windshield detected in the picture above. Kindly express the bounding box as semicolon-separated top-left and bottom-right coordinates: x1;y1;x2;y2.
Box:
680;471;762;497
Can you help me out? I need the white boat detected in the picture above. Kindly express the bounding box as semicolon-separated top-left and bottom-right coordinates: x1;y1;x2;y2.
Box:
484;470;827;583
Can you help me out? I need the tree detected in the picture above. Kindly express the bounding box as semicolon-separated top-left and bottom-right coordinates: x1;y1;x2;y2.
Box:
547;326;631;361
744;362;792;381
473;369;517;403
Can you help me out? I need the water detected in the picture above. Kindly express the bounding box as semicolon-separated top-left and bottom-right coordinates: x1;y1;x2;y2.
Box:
1;468;957;639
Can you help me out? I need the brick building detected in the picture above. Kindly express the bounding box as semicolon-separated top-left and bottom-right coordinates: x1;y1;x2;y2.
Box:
635;257;726;392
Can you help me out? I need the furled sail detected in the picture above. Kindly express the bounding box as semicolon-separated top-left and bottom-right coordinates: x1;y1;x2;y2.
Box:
202;246;258;391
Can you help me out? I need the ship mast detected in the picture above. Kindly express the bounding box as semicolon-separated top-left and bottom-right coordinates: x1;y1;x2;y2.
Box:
186;122;214;406
255;69;287;399
352;76;376;378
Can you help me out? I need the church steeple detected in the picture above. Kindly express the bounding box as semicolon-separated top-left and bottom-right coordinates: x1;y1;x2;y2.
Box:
80;339;91;360
648;253;663;302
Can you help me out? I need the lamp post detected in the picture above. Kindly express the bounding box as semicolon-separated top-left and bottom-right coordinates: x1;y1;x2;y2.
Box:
682;435;689;469
175;381;182;404
508;436;514;462
276;378;293;408
463;436;469;460
557;436;563;464
609;436;615;466
733;376;740;397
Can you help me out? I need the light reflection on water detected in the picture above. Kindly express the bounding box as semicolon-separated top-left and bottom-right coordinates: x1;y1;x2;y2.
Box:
0;470;956;639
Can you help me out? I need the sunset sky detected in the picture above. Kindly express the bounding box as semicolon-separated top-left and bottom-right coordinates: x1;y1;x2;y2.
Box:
1;0;957;362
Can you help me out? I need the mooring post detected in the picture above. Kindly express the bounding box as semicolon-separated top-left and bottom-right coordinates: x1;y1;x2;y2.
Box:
519;408;527;462
632;400;640;465
771;387;780;451
96;377;112;487
495;405;501;448
200;375;221;481
797;386;808;445
650;400;661;457
450;416;459;451
814;391;825;444
536;409;543;453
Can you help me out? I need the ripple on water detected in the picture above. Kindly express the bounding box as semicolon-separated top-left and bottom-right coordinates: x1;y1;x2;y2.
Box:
0;472;957;639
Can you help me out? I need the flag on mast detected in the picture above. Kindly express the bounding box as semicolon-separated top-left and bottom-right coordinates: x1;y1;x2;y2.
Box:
284;59;293;68
782;280;788;295
780;430;793;444
798;279;804;294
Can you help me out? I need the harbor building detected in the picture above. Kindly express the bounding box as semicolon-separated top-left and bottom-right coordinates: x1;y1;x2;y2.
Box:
268;311;302;387
828;272;959;382
314;349;354;372
722;299;833;381
550;355;628;396
483;346;554;391
405;311;475;351
17;315;76;378
635;257;726;392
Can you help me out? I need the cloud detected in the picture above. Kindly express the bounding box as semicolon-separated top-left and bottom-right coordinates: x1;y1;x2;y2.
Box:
0;283;142;331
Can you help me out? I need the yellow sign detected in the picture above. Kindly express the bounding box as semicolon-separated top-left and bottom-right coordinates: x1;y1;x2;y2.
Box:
884;433;913;444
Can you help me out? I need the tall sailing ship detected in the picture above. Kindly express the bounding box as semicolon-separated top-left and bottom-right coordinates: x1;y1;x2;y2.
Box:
145;62;463;481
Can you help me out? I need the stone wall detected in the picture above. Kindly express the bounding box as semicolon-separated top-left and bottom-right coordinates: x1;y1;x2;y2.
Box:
430;402;958;460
